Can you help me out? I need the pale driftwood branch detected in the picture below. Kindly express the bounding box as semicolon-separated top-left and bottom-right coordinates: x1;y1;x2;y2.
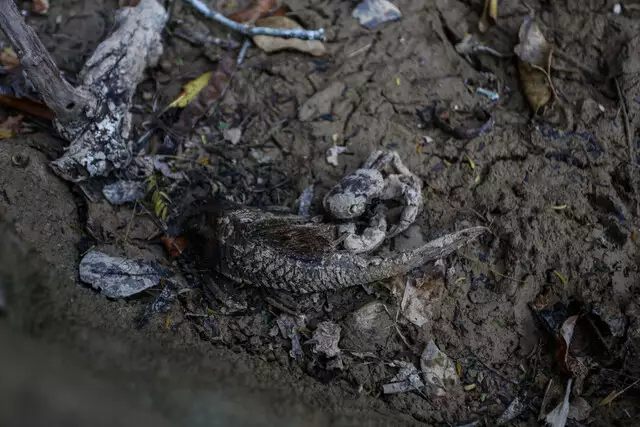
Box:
183;0;326;40
0;0;97;129
49;0;167;182
0;0;167;182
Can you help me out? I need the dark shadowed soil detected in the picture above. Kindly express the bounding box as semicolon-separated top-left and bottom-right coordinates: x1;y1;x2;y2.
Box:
2;0;640;426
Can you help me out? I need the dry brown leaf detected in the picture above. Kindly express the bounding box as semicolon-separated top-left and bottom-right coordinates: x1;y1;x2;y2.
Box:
32;0;50;14
0;115;24;139
252;16;326;56
514;16;556;114
228;0;287;23
0;95;54;120
0;47;19;70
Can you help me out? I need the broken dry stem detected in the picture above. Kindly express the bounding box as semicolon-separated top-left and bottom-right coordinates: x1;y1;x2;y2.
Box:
0;0;97;128
615;77;640;213
0;0;168;182
183;0;325;40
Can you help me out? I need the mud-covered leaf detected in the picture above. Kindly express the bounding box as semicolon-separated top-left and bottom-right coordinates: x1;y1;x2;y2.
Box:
383;361;425;394
352;0;402;30
308;321;341;358
78;251;169;298
228;0;287;23
420;339;459;396
568;397;592;421
0;47;19;69
252;16;327;56
102;180;145;205
514;16;555;114
496;396;527;425
0;115;23;139
168;72;212;109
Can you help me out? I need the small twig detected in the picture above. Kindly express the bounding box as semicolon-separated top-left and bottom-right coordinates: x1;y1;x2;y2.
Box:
183;0;326;40
615;77;640;213
236;38;251;66
0;0;97;126
469;353;520;386
264;296;299;316
171;27;241;49
382;303;413;350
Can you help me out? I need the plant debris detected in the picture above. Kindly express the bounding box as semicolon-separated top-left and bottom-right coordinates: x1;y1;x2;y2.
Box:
420;339;459;396
223;127;242;145
79;251;169;298
102;180;145;205
168;72;212;109
543;378;572;427
297;184;314;216
326;145;347;166
495;395;527;425
382;361;424;394
0;96;54;120
252;16;327;56
0;47;19;69
227;0;287;24
276;314;306;360
352;0;402;30
308;321;341;358
172;53;235;133
478;0;497;33
430;102;494;140
514;14;556;114
32;0;50;15
0;114;22;139
398;274;444;328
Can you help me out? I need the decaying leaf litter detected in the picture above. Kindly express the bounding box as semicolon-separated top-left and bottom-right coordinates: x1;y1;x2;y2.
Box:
1;0;640;425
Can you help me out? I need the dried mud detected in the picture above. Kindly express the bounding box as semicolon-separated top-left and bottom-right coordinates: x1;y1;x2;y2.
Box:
2;0;640;426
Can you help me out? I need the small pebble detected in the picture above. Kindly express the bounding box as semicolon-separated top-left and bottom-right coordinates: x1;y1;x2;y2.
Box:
613;3;622;14
142;92;153;101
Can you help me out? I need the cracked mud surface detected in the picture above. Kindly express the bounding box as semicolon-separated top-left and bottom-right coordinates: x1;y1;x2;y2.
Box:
2;0;640;425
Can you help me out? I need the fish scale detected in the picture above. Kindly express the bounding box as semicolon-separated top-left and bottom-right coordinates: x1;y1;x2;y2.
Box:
184;201;487;294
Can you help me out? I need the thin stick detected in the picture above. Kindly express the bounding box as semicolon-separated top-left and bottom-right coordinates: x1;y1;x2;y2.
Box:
0;0;96;126
615;77;640;213
236;38;251;66
183;0;325;40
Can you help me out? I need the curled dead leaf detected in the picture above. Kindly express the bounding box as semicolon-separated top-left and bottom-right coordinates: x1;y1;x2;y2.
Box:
252;16;327;56
514;15;556;114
